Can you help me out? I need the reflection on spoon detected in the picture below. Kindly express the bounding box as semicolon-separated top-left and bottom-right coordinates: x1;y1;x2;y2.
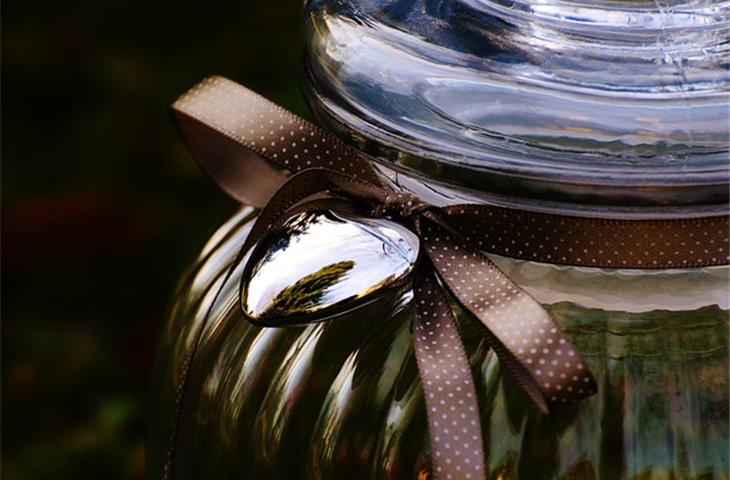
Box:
241;209;420;326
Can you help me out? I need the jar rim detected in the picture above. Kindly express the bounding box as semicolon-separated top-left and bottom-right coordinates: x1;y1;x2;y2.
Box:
303;65;729;208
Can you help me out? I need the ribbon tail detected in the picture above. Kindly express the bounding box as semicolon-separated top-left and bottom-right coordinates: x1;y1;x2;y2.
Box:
417;215;598;413
412;268;487;480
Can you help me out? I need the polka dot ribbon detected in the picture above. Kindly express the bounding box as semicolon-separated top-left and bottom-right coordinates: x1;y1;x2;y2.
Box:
168;76;729;480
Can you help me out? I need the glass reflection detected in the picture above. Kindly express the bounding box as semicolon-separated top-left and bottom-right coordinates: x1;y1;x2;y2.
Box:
303;0;730;203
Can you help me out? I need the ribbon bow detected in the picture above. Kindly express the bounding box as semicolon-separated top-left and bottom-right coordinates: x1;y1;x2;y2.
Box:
168;76;728;480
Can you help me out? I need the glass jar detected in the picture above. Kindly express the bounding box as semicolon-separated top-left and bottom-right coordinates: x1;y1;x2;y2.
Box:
148;1;729;478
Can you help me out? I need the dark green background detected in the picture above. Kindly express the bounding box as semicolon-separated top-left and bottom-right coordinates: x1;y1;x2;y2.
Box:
2;1;305;477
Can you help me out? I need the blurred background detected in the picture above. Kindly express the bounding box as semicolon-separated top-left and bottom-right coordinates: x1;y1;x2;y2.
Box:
2;1;305;477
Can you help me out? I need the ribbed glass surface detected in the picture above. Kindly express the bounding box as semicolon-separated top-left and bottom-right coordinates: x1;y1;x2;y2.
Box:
148;209;729;479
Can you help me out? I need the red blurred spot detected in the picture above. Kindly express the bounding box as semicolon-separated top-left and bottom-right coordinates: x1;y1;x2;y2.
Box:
3;190;159;270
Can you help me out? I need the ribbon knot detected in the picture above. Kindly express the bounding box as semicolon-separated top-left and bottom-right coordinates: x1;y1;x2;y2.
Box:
372;191;431;221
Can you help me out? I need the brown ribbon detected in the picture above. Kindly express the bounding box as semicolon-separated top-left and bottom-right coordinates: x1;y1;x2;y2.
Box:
167;76;729;480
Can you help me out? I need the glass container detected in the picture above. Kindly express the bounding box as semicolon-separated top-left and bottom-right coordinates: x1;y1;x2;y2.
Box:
148;1;729;478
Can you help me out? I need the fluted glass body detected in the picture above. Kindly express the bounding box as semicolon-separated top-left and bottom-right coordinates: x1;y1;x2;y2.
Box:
148;206;729;480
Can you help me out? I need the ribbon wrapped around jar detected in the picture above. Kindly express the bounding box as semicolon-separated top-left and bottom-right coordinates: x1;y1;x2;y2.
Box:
165;76;729;480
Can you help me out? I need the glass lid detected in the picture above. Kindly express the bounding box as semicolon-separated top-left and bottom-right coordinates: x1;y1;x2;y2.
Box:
303;0;730;205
